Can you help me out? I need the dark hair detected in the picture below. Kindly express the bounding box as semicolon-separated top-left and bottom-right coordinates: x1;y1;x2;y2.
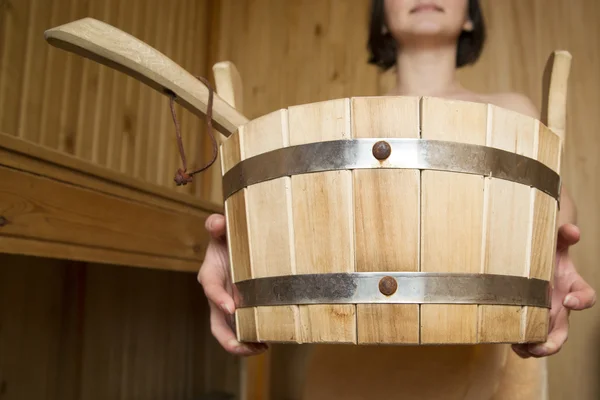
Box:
367;0;486;70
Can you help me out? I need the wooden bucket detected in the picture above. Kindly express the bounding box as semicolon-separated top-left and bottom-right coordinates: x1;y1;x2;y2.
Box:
41;18;570;346
221;94;564;345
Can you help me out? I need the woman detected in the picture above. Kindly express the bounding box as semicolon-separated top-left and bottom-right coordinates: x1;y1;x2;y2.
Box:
199;1;596;398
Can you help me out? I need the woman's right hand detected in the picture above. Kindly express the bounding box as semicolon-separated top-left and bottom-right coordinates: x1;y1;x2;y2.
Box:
197;213;268;356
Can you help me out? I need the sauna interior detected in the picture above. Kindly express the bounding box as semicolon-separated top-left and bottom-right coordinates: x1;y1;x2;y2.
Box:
1;1;599;399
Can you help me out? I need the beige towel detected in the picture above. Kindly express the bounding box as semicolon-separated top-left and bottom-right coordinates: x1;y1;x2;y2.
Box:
299;344;546;400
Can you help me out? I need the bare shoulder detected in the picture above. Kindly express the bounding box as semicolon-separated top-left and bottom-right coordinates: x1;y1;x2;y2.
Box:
481;92;540;119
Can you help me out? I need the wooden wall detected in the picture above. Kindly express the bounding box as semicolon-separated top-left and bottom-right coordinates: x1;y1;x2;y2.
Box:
0;255;240;400
0;0;217;198
0;1;238;399
1;0;599;399
213;1;600;399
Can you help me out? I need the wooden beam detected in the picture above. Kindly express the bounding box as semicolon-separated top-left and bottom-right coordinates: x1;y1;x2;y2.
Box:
0;132;218;272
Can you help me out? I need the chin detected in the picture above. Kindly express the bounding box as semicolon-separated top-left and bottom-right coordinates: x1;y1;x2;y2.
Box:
410;22;445;35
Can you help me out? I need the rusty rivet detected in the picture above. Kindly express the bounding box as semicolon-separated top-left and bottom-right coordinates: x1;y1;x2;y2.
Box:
0;216;7;227
379;276;397;296
372;141;391;160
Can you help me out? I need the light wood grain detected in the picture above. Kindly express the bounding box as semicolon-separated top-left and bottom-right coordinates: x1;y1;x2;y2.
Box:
522;124;562;343
357;305;419;344
220;128;242;174
0;236;202;272
0;132;220;215
0;166;207;263
56;0;89;157
213;61;244;111
541;50;572;145
224;190;252;283
257;306;301;343
478;306;523;343
214;0;377;119
351;96;420;344
17;0;53;143
104;0;130;171
1;105;218;275
212;59;272;400
529;191;558;281
300;305;356;344
210;61;244;205
289;99;356;344
38;0;72;149
351;96;420;273
420;97;487;344
1;0;218;196
236;308;258;342
0;0;32;137
537;124;562;174
524;306;550;344
221;128;252;283
242;109;300;343
44;17;248;137
479;105;537;343
421;305;478;344
73;1;104;162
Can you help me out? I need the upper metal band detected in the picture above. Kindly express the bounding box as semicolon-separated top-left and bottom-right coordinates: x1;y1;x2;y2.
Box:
234;272;551;309
222;138;560;200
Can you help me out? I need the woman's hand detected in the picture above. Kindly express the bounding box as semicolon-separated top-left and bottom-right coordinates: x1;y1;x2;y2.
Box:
197;213;268;356
512;223;596;358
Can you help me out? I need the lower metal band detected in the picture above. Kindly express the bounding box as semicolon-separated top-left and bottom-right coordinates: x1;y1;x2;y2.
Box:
234;272;551;308
222;138;560;200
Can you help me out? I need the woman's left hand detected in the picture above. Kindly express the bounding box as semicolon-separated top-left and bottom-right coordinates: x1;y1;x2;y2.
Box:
512;223;596;358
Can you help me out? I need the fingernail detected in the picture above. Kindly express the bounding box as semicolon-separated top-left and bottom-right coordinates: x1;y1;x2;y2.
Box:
228;339;244;352
564;295;579;308
529;344;548;356
221;303;233;314
250;343;267;352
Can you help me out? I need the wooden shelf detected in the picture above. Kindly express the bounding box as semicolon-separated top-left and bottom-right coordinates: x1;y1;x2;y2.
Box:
0;132;222;272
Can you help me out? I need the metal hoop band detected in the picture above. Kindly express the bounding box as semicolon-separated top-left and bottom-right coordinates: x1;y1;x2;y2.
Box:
234;272;551;309
222;138;560;201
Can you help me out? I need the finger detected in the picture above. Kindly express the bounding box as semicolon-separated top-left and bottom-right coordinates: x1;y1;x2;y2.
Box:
557;224;580;251
205;214;226;239
527;309;569;357
209;302;267;356
511;344;532;359
201;279;236;316
564;278;597;310
197;248;235;314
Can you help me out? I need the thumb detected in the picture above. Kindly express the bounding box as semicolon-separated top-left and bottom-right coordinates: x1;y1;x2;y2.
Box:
557;223;580;251
205;214;226;239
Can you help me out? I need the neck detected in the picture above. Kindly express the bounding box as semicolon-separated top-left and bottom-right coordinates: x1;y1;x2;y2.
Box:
393;41;464;97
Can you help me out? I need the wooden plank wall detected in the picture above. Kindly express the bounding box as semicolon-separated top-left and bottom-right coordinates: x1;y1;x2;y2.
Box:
0;1;239;398
0;0;217;199
0;254;240;400
213;1;600;399
1;0;598;399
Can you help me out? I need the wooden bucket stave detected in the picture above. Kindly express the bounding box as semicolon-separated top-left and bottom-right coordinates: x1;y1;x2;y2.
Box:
222;96;562;345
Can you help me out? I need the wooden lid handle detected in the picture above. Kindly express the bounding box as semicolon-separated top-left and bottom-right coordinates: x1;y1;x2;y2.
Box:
44;17;248;137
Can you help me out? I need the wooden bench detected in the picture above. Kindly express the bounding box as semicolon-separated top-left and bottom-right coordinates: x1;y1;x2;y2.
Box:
0;131;220;272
